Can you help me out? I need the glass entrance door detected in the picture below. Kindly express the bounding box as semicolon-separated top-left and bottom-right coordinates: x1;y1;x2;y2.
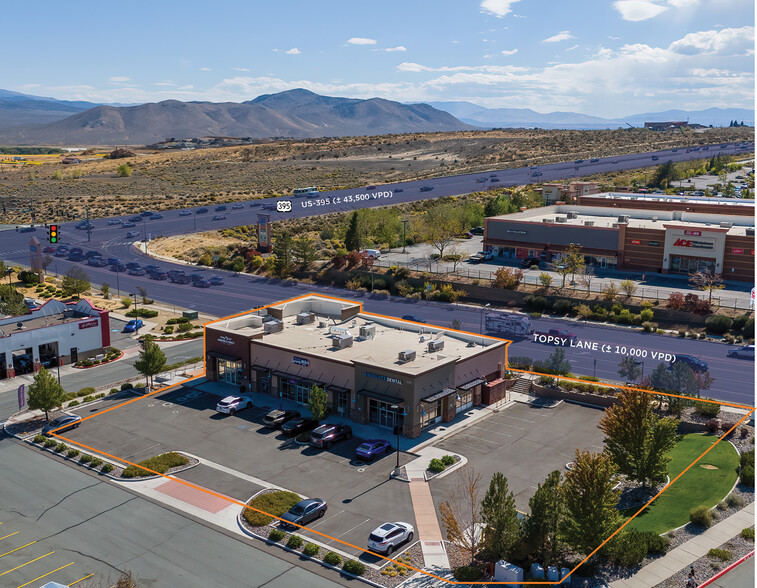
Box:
218;359;242;385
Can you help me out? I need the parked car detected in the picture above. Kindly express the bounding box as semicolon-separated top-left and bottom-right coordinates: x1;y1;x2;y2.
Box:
125;262;141;269
459;232;473;239
727;345;754;360
123;319;143;333
280;498;327;529
209;276;224;286
281;417;319;436
309;424;352;449
179;210;192;216
520;257;540;268
402;314;426;324
469;251;494;263
193;279;212;288
670;355;708;372
215;396;253;415
367;522;414;555
361;249;381;259
212;214;226;221
122;221;136;228
263;409;301;428
355;439;392;461
128;268;146;276
469;226;484;235
42;414;82;436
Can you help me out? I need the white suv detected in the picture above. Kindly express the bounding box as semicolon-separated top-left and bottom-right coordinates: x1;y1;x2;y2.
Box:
215;396;252;415
367;522;414;555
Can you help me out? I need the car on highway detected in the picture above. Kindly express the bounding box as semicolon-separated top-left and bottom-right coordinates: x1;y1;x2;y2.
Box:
263;409;301;428
129;216;142;222
590;158;599;162
125;262;141;269
419;186;434;192
231;203;244;209
209;276;224;286
670;355;708;372
250;202;262;207
140;211;153;217
490;177;500;182
150;271;168;280
75;222;94;230
212;214;226;220
532;171;543;177
87;257;108;267
215;395;253;415
652;156;659;161
169;274;191;284
143;265;159;273
215;205;227;211
470;226;484;235
196;207;208;214
54;248;69;257
110;263;126;272
309;424;352;449
68;253;85;262
123;319;144;333
42;414;82;436
727;345;754;360
84;250;101;259
126;231;140;238
122;221;136;228
366;185;376;190
106;257;119;265
280;498;327;529
281;417;319;436
149;213;164;220
402;314;426;324
193;279;211;288
107;219;122;225
179;210;192;216
128;268;146;276
574;159;584;164
476;178;487;183
520;257;540;268
188;273;204;282
355;439;392;461
367;522;414;555
394;188;404;193
262;203;275;210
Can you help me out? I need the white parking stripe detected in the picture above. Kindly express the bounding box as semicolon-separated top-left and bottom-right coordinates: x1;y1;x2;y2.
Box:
311;509;346;529
334;518;372;540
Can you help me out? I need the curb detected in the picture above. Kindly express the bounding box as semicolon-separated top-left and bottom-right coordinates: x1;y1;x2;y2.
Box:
22;437;123;481
71;350;125;369
699;550;754;587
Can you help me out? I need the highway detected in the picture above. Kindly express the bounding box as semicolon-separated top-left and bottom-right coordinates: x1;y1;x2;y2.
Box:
0;142;754;407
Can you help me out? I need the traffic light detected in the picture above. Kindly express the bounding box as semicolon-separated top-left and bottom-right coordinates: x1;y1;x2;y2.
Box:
48;224;59;244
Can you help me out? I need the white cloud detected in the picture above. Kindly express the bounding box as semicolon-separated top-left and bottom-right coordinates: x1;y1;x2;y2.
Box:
200;67;212;71
613;0;668;22
285;48;301;55
154;81;177;86
565;44;580;51
501;48;518;55
346;37;377;45
609;36;621;40
385;46;407;52
480;0;521;17
542;31;575;43
667;0;700;7
397;62;526;73
451;40;461;44
108;76;130;82
669;26;754;56
235;67;250;72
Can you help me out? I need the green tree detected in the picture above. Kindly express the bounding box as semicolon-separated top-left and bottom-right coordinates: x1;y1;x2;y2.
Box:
563;243;585;285
535;348;571;376
650;361;700;414
292;235;318;269
561;450;621;555
117;163;132;177
272;230;295;276
598;389;678;486
688;268;725;304
618;355;642;382
480;472;521;561
134;338;166;387
423;203;465;258
61;266;90;299
0;283;27;316
27;367;65;421
523;470;564;563
484;192;517;217
308;384;328;422
101;283;110;299
344;211;362;252
650;160;678;189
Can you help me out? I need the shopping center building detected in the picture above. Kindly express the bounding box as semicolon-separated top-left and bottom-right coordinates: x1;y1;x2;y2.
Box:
204;295;509;437
483;196;755;281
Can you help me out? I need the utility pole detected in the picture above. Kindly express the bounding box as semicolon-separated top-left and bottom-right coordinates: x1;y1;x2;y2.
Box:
401;219;409;253
86;204;92;242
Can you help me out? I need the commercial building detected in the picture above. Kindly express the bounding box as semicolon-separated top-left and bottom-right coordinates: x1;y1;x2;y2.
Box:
575;191;755;217
0;299;111;379
483;198;754;280
540;181;600;204
204;295;509;438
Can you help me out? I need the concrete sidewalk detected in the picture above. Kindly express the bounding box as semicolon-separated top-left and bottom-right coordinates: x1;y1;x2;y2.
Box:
610;502;756;587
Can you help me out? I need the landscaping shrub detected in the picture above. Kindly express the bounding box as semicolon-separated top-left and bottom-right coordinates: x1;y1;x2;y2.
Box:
741;528;755;540
428;458;446;473
121;382;134;390
643;532;669;554
101;463;114;474
54;443;67;453
303;543;320;557
95;393;105;398
68;400;80;407
125;309;159;318
605;529;663;566
122;452;189;478
33;434;46;444
90;458;103;468
110;388;119;395
78;387;96;397
166;317;191;324
696;401;721;418
177;322;194;333
324;551;342;566
453;566;483;581
721;422;737;436
732;314;750;333
744;318;755;339
707;548;732;561
83;395;94;402
267;529;286;542
690;505;713;527
286;534;303;550
524;295;548;312
441;454;455;466
163;326;174;334
67;449;80;458
551;299;573;315
242;490;301;527
740;450;754;487
43;439;57;448
492;267;524;289
705;315;733;335
508;356;533;370
343;560;366;576
79;454;93;464
705;419;721;433
725;494;744;508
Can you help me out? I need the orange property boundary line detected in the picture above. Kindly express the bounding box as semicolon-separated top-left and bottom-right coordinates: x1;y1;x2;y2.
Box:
47;293;755;585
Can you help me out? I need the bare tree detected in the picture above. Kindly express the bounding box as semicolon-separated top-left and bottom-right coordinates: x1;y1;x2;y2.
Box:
41;254;54;275
439;467;483;564
689;268;725;304
578;266;595;298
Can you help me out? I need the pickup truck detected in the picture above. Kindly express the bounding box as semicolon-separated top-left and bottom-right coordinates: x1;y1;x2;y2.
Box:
533;328;577;346
469;251;494;263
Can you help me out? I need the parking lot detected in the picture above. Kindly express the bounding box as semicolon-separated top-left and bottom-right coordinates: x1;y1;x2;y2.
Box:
430;402;607;511
61;385;417;562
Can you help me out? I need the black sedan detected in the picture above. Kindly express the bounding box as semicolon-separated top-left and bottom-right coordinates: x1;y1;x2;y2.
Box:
402;314;426;324
280;498;327;529
281;417;319;436
263;409;301;428
42;414;82;436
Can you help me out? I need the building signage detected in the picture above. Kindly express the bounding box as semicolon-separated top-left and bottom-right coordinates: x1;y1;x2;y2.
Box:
672;238;714;250
630;239;641;245
684;230;702;236
648;241;660;246
292;357;310;366
78;318;98;329
506;229;527;235
217;335;235;345
364;371;403;385
731;248;744;255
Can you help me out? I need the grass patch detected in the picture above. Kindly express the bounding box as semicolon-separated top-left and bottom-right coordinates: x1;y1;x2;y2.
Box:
121;452;189;478
242;490;301;527
623;434;739;534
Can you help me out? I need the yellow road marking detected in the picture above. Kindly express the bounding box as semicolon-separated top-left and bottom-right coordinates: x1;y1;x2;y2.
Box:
0;542;36;558
16;562;74;588
69;573;94;585
0;532;19;542
0;551;55;576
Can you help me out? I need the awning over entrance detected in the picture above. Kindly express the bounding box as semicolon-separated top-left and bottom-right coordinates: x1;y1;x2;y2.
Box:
326;385;350;395
420;387;457;404
208;351;241;362
357;389;404;406
458;377;486;391
251;364;271;372
273;371;318;386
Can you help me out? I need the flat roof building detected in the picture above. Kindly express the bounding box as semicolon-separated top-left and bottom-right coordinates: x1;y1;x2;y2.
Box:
204;295;509;437
484;198;755;281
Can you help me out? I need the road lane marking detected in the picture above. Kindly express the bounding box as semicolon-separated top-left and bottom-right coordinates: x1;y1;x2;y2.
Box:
16;562;74;588
69;573;94;586
0;551;55;576
0;532;19;541
0;542;36;558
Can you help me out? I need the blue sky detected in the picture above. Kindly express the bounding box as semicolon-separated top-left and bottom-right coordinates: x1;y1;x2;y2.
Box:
3;0;754;118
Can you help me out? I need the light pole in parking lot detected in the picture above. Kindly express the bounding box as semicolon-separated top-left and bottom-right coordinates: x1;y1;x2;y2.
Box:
390;404;402;474
479;303;490;334
129;292;139;330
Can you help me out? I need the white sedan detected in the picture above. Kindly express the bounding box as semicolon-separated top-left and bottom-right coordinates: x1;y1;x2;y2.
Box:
367;522;414;555
215;396;253;415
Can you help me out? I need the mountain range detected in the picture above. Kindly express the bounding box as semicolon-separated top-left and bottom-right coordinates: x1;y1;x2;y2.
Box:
0;87;752;145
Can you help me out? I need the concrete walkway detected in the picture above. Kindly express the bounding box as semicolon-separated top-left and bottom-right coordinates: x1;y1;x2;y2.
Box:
610;502;756;587
408;480;450;570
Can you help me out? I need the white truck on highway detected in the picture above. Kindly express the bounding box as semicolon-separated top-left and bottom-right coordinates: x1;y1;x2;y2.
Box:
485;312;534;338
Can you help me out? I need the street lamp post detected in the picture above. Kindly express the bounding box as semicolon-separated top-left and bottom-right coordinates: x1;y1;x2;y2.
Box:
401;220;409;254
479;303;491;334
390;403;402;474
130;292;139;331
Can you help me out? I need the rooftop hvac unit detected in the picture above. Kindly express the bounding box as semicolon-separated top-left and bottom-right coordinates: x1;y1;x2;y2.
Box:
542;218;552;223
555;216;567;223
296;312;315;325
567;211;578;219
746;227;755;235
652;216;658;222
263;320;283;334
398;349;416;362
584;220;595;226
612;223;621;228
427;340;445;352
359;324;376;338
332;335;353;349
318;321;327;328
617;215;630;223
720;222;733;228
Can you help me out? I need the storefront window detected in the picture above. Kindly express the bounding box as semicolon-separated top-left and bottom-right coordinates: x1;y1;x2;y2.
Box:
368;398;399;429
280;378;313;405
218;359;242;386
420;400;441;428
456;389;473;413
